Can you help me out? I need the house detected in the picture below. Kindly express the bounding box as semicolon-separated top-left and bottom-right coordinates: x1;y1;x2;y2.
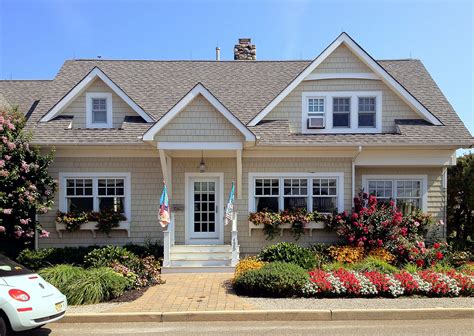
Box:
1;33;472;272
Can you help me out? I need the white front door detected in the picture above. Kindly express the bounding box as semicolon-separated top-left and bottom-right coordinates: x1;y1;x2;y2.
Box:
185;173;224;245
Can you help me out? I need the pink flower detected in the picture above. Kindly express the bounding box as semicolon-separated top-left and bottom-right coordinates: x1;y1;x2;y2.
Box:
0;170;8;177
439;220;445;226
39;230;50;238
0;116;4;124
4;155;11;160
414;221;420;227
7;142;16;150
416;241;425;249
0;160;4;168
0;226;5;233
19;218;30;225
3;208;12;215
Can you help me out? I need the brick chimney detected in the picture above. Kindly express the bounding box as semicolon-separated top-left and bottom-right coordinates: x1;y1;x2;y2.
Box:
234;38;256;60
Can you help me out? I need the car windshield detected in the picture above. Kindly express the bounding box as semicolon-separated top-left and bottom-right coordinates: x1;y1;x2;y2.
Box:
0;255;33;277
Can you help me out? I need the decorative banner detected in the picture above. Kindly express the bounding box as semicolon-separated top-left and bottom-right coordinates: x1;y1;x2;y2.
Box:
225;181;235;226
158;182;170;227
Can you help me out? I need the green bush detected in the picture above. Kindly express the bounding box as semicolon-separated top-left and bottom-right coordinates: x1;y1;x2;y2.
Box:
17;246;97;270
403;263;421;274
233;262;309;297
84;246;141;270
430;262;456;273
322;261;347;272
40;265;130;305
259;242;317;270
458;263;474;273
351;256;399;274
307;243;330;269
123;240;163;260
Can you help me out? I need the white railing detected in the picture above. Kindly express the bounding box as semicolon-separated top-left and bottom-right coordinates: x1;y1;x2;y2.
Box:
231;212;239;267
163;213;175;268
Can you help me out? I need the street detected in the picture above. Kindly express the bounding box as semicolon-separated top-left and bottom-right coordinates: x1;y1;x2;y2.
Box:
14;319;474;336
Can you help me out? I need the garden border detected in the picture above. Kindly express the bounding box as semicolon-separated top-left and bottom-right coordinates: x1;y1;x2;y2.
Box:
58;308;474;323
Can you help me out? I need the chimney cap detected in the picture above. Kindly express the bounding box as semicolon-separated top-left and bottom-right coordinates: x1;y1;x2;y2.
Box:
238;38;252;44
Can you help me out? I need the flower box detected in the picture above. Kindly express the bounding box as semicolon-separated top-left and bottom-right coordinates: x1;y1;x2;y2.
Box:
55;221;130;238
248;221;325;237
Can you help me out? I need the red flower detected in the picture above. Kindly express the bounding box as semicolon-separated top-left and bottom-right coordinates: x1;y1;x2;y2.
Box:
416;259;425;267
433;242;440;249
436;251;444;260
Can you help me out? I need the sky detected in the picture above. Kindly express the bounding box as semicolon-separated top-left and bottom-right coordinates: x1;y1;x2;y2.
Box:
0;0;472;149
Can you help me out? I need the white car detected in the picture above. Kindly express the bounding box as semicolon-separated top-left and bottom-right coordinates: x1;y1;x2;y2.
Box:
0;254;67;335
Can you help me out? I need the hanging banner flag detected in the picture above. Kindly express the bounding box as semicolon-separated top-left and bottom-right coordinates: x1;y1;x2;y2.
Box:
225;181;235;226
158;182;170;227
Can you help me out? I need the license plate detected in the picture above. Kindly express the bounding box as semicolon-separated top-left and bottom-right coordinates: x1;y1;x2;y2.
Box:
55;301;64;312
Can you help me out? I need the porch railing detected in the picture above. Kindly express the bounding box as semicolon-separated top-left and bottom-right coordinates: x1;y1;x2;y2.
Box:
231;212;239;267
163;213;175;268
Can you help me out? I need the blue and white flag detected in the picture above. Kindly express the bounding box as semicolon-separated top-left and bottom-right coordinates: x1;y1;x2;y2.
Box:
158;182;170;228
225;181;235;226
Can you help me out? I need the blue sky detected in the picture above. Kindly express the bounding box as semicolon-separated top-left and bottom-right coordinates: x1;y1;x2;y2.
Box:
0;0;472;143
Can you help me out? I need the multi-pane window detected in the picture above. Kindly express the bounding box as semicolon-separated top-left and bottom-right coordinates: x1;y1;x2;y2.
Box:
283;179;308;210
253;176;341;214
66;179;93;212
312;178;338;213
254;178;280;212
91;98;108;124
98;178;125;213
358;97;376;127
367;179;422;213
308;98;325;115
333;97;350;128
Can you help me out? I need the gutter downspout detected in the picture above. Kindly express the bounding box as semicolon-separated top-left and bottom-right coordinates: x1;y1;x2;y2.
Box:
352;146;363;209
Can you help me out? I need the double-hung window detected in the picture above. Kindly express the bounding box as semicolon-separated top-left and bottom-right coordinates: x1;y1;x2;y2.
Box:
365;176;425;214
333;97;350;128
306;97;325;128
358;97;376;127
86;92;112;128
60;173;130;220
251;174;343;214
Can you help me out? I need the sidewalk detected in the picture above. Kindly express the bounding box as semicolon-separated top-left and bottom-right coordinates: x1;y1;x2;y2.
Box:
108;273;255;312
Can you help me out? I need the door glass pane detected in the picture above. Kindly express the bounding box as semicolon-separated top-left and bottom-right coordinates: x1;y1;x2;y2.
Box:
193;180;216;233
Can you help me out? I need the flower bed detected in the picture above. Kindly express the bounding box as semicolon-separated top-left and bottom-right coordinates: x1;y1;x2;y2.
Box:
302;268;473;298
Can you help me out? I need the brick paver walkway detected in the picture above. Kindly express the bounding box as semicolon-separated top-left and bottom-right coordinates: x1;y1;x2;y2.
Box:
108;273;255;312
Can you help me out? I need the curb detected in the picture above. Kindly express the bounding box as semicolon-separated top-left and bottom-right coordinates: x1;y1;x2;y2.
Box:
59;308;474;323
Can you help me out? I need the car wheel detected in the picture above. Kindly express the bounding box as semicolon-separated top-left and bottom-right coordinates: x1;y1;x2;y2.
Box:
0;316;6;336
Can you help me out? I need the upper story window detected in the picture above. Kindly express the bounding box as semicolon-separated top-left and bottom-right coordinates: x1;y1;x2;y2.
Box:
86;92;113;128
302;91;382;134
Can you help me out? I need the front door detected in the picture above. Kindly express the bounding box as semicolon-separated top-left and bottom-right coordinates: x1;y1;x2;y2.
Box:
186;174;224;244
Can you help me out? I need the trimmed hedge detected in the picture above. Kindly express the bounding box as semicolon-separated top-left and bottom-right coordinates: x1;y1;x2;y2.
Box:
259;242;317;270
234;262;309;297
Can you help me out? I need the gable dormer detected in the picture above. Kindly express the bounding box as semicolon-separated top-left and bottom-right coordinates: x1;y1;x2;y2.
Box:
40;67;153;128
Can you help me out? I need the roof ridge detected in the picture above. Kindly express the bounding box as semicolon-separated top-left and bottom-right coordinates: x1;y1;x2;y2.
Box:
70;59;312;63
0;79;52;82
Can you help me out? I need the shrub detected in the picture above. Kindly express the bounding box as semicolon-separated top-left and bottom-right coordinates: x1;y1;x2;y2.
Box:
123;240;164;260
38;264;83;292
328;246;364;264
234;262;308;297
259;242;317;270
307;243;330;269
322;261;347;272
351;256;399;274
84;246;141;269
368;247;396;264
430;262;456;273
458;262;474;274
403;263;421;274
234;257;265;280
17;246;97;270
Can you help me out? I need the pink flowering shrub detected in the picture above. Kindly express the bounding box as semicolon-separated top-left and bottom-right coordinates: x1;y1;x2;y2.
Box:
302;268;473;298
0;109;56;255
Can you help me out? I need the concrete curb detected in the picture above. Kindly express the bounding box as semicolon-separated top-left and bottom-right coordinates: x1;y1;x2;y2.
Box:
59;308;474;323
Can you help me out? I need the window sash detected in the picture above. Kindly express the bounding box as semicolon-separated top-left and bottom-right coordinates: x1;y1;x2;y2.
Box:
367;179;422;209
307;97;325;117
358;97;376;127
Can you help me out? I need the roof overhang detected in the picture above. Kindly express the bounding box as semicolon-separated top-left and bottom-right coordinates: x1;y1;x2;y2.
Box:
40;67;154;123
248;32;442;127
142;83;256;142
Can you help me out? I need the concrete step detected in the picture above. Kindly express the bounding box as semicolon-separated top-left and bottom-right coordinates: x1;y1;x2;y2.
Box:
161;266;235;274
170;259;231;267
170;253;232;260
171;245;233;253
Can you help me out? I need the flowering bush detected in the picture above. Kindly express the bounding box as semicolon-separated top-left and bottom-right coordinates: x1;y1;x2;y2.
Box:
328;246;365;264
302;268;473;298
56;210;126;235
0;108;56;255
367;247;396;264
234;257;265;280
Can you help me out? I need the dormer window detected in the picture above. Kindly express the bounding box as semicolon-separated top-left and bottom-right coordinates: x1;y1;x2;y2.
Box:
86;92;113;128
358;97;376;128
333;97;351;128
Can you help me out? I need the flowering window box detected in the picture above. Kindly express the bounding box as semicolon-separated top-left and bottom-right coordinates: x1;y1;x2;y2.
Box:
248;220;325;237
55;220;130;238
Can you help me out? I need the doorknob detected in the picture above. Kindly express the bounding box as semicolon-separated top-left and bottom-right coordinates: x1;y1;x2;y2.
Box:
215;205;218;213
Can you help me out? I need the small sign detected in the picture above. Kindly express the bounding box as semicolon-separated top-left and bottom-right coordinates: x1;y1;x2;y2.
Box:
172;204;185;211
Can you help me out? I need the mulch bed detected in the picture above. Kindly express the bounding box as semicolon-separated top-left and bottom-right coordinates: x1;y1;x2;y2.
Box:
110;286;150;303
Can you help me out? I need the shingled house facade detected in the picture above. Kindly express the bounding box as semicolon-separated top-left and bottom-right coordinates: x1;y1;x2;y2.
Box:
1;33;472;272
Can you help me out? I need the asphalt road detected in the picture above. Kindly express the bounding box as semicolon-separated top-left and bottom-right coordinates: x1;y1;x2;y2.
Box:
12;319;474;336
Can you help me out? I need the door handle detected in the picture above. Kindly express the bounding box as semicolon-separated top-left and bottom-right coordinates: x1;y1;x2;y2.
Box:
215;205;218;214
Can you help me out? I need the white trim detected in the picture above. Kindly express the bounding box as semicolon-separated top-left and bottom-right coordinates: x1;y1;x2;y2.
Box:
185;172;224;245
143;83;256;142
304;73;379;81
86;92;113;128
248;33;441;126
302;91;382;134
157;141;243;150
361;174;428;212
58;172;132;221
247;172;345;214
40;67;153;123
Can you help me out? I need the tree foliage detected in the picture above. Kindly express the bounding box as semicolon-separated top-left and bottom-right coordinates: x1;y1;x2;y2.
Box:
447;153;474;252
0;108;56;256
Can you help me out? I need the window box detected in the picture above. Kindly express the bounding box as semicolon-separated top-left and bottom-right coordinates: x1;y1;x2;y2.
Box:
248;220;325;237
55;220;130;238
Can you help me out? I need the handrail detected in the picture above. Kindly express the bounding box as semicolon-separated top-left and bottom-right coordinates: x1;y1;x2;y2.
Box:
231;212;239;267
163;213;175;268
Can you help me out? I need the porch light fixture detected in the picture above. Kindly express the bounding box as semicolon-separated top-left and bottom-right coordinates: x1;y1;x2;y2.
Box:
199;151;206;173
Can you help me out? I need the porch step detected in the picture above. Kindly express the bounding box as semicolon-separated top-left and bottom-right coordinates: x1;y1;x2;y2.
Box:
171;253;232;260
164;244;237;270
171;245;233;253
161;266;235;274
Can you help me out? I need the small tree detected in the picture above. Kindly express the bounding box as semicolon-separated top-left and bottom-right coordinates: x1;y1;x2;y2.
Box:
0;108;56;256
447;153;474;252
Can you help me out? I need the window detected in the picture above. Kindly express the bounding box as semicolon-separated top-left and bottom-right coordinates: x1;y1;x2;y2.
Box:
283;178;308;210
60;173;130;220
312;178;338;213
333;97;350;128
358;97;376;127
86;93;112;128
308;98;325;116
364;176;425;214
251;174;343;214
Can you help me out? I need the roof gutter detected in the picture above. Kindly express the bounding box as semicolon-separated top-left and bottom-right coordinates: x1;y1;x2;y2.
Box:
352;145;363;208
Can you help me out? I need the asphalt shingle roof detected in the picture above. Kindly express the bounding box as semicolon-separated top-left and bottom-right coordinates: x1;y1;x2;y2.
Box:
0;80;51;117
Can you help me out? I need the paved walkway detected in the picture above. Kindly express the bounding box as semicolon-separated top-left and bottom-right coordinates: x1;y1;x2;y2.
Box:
108;273;255;312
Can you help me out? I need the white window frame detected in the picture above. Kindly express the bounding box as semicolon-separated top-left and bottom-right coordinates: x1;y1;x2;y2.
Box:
302;91;382;134
332;96;351;128
248;172;344;214
59;172;131;222
362;175;428;212
86;92;113;128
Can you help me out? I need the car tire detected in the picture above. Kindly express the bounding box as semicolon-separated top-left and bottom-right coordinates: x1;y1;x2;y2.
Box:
0;316;6;336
